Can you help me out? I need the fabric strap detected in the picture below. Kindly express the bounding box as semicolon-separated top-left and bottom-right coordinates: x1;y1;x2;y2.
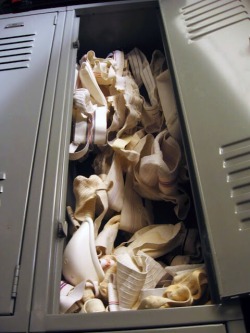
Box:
126;47;165;133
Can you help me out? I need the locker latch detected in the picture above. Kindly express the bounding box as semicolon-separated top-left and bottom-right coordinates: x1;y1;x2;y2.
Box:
72;40;80;49
58;221;68;238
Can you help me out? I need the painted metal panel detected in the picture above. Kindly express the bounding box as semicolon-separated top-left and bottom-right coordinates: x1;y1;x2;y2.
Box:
159;0;250;298
0;12;56;315
93;324;227;333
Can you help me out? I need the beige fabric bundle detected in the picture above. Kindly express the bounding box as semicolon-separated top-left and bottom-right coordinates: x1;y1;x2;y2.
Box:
132;129;189;220
156;70;181;142
73;174;113;236
137;267;208;310
95;215;120;255
116;253;147;310
114;223;184;258
126;47;165;134
99;261;117;301
62;47;207;315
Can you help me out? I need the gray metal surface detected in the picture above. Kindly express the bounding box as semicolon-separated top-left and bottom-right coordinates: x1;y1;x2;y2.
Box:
0;12;57;316
0;9;67;332
31;302;244;332
29;2;244;333
159;0;250;298
226;320;247;333
29;9;80;332
72;325;227;333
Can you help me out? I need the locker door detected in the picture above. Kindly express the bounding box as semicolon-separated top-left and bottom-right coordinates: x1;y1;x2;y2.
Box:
159;0;250;298
0;12;57;315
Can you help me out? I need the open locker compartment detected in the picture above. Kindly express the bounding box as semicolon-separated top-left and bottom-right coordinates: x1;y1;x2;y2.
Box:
29;0;247;332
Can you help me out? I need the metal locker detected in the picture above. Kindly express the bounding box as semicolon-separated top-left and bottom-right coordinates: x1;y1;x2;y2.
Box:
0;8;66;332
28;0;248;332
0;0;249;332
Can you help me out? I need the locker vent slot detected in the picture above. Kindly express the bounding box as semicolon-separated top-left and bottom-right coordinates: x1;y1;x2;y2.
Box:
220;138;250;225
0;34;35;71
180;0;249;40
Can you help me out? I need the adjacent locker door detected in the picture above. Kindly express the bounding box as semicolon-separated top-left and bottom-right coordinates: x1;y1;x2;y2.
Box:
0;12;57;315
159;0;250;298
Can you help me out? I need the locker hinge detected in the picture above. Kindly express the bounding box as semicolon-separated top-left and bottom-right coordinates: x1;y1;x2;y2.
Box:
11;264;20;299
53;14;58;26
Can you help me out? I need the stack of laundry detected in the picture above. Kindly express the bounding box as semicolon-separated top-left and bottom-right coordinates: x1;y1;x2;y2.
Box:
60;48;210;314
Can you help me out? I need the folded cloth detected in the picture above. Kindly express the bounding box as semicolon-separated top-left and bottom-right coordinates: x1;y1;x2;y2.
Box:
104;153;124;212
71;48;145;164
139;287;168;302
133;129;190;219
161;264;204;284
119;168;154;234
137;267;209;310
116;253;147;310
156;70;181;142
66;205;80;234
79;59;107;107
69;54;109;161
81;280;99;303
126;47;165;134
108;129;146;172
99;260;117;301
60;280;86;314
94;129;146;215
134;251;167;290
95;215;120;255
114;222;184;259
137;286;193;309
84;50;117;86
167;267;208;302
81;298;106;313
107;73;142;139
150;50;167;80
72;88;96;117
73;174;113;237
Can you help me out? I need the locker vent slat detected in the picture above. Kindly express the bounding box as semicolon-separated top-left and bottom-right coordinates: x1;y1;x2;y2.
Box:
0;33;35;71
220;138;250;226
181;0;249;40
